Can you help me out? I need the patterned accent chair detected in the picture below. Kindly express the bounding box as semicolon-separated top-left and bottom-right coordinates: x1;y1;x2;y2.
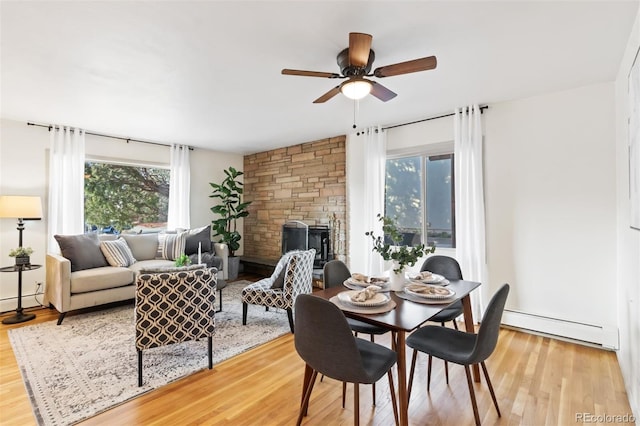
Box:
135;267;217;387
241;249;315;333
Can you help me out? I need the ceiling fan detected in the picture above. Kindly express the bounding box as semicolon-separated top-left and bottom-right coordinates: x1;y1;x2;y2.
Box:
282;32;437;104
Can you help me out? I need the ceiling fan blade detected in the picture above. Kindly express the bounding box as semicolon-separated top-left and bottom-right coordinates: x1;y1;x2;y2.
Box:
373;56;437;78
348;32;372;68
370;81;397;102
282;69;340;78
313;85;342;103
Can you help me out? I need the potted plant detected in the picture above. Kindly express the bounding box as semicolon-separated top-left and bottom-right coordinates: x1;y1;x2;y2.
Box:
366;214;435;289
174;254;191;268
9;247;34;266
210;166;252;280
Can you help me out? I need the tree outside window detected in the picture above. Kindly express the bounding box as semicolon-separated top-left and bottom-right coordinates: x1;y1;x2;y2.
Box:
84;161;170;234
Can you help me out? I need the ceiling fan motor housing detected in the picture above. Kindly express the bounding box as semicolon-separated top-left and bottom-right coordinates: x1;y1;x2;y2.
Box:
337;48;375;77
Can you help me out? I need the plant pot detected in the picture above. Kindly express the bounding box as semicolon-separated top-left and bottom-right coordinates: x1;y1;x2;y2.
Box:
227;256;240;281
389;267;407;291
15;256;30;266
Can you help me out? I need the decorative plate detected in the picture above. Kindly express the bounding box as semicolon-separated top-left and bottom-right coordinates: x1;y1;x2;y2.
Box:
344;278;389;288
337;291;390;307
410;273;446;284
404;284;455;299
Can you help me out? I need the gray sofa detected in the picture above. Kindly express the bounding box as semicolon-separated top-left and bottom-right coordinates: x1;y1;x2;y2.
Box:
44;227;228;325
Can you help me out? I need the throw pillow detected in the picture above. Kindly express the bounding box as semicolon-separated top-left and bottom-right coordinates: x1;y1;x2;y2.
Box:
185;225;212;255
100;238;137;267
54;233;109;272
158;232;187;261
121;233;159;261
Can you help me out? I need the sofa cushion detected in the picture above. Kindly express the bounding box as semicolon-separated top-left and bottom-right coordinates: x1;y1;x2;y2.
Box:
55;233;109;272
70;266;133;294
100;238;137;267
158;232;187;261
127;259;176;275
121;234;159;261
185;225;212;255
138;264;206;274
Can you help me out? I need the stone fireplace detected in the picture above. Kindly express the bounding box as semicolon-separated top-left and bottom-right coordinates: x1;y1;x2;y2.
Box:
242;136;347;268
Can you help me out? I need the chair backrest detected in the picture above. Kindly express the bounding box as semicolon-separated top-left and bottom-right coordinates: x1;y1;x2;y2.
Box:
135;267;217;351
421;255;463;280
469;283;510;364
283;249;315;300
294;294;370;383
323;260;351;289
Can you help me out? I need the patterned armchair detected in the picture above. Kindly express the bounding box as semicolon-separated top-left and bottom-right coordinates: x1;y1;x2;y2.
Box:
241;249;315;333
135;267;217;386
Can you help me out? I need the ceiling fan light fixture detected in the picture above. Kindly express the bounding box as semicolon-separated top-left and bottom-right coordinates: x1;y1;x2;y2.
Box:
341;79;372;100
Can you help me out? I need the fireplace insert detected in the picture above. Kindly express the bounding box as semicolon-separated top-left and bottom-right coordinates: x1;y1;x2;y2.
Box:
282;221;332;268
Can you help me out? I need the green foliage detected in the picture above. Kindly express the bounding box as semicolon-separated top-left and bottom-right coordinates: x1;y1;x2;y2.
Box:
385;157;422;229
9;247;33;257
84;162;169;231
366;214;435;273
209;167;252;257
174;254;191;267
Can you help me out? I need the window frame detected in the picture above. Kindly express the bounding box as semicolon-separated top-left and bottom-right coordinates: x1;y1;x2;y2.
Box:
386;141;456;249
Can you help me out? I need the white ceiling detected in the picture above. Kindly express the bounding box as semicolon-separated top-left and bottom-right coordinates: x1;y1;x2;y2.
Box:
1;1;638;154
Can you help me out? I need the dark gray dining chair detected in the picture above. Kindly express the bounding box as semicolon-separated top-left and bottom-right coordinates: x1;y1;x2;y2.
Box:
323;260;396;406
418;255;464;388
294;294;399;426
406;283;510;426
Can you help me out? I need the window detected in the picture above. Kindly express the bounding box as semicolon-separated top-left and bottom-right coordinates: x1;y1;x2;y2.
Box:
385;152;455;248
84;161;170;234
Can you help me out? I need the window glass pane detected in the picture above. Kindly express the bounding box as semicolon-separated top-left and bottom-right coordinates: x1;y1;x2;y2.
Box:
84;162;170;234
385;156;422;246
426;155;454;248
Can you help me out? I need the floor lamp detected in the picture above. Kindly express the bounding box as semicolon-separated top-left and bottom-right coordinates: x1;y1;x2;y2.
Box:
0;195;43;324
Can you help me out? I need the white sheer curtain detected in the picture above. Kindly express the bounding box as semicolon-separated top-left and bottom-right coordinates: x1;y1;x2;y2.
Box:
454;104;487;321
167;144;191;230
363;126;387;275
48;126;85;252
346;126;386;275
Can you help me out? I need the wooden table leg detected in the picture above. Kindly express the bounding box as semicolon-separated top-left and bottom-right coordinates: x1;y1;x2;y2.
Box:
301;363;313;415
461;294;481;382
396;331;409;426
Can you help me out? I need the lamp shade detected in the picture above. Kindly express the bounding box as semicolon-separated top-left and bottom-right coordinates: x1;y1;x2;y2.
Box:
341;79;372;100
0;196;43;219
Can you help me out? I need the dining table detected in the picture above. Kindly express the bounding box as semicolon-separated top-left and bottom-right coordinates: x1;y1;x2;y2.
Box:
308;278;481;426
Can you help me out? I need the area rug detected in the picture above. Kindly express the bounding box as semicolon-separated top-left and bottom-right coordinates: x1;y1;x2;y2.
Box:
8;280;289;426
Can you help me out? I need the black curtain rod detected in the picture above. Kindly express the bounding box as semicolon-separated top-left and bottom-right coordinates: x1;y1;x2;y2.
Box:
26;122;193;150
382;105;489;131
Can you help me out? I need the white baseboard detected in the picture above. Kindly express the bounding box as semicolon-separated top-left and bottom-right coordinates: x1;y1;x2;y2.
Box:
0;294;44;315
502;309;619;349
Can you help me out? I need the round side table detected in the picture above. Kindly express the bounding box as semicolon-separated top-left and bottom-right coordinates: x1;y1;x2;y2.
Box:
0;264;41;324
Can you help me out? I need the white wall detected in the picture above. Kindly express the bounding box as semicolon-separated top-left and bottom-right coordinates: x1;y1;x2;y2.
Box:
614;6;640;419
379;82;620;346
0;118;243;312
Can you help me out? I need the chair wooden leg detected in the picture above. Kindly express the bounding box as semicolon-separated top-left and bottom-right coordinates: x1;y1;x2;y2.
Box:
427;355;433;391
370;334;376;406
464;365;481;426
481;361;501;417
407;349;418;402
297;370;318;425
444;360;449;384
354;383;360;426
387;370;399;426
391;331;397;351
137;350;143;387
242;302;248;325
287;308;294;333
56;312;66;325
208;336;213;369
342;382;347;408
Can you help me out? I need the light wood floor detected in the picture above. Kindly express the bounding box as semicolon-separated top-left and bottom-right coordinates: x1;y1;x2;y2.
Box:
0;285;633;425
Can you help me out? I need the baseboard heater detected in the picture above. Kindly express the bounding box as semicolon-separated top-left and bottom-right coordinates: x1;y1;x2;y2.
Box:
502;309;619;350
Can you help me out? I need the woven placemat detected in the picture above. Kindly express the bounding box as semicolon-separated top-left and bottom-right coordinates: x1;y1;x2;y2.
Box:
395;290;457;305
330;296;397;314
